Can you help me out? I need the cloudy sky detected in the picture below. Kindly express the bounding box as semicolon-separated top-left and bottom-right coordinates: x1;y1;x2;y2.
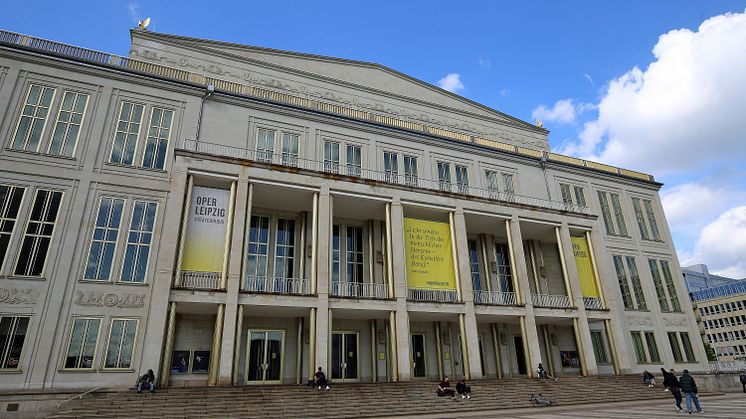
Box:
1;0;744;277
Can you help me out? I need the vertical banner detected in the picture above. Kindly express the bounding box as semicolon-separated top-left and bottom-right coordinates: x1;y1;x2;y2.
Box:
404;218;456;289
181;186;230;274
571;236;599;297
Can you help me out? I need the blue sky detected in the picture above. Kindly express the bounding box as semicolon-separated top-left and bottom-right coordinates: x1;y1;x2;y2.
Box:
2;1;745;276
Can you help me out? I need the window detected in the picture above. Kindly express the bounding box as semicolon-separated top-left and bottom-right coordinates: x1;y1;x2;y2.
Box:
14;189;63;276
11;84;56;152
668;332;683;363
437;161;451;191
323;140;340;173
560;183;573;206
468;240;482;291
84;197;125;280
109;101;144;166
245;216;299;291
383;151;398;183
0;185;25;267
332;225;340;283
590;331;609;364
613;255;634;309
346;145;361;177
256;128;275;163
631;332;647;363
631;198;662;241
141;108;173;170
120;201;158;283
404;155;418;186
681;332;696;362
626;257;647;309
104;319;138;369
574;186;587;207
0;315;30;370
346;226;363;283
502;173;515;194
331;224;366;293
612;255;646;310
273;219;295;279
597;191;628;236
645;332;661;363
281;133;299;166
559;183;586;208
494;243;514;293
455;165;469;194
485;170;498;193
48;91;88;157
649;259;680;312
64;318;100;369
246;216;270;282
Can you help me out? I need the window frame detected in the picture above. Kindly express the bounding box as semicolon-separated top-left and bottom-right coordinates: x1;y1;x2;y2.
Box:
102;318;139;370
0;185;26;271
13;189;64;277
47;90;89;158
140;106;174;170
10;84;57;153
119;200;159;284
83;196;125;281
0;315;31;371
108;101;145;167
63;317;102;370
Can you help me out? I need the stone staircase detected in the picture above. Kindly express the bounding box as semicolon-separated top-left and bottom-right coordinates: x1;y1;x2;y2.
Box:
48;375;681;418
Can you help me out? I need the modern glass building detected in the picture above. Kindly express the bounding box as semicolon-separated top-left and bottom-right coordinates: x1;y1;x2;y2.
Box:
0;28;707;390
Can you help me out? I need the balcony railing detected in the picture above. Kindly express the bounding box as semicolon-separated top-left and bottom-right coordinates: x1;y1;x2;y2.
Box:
243;276;310;295
408;288;458;303
331;281;389;299
531;293;573;308
583;296;604;310
473;290;518;306
177;139;591;215
178;271;221;290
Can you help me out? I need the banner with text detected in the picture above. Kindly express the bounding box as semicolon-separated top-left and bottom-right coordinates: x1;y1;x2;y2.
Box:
181;186;230;274
404;218;456;290
571;236;599;297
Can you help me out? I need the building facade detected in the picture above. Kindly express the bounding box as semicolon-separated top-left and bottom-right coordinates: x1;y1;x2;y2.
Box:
691;281;746;361
683;264;740;293
0;28;708;391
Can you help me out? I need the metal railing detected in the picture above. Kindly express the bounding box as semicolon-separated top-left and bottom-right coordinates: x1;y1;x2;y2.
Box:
408;288;458;303
242;276;310;295
473;290;518;306
583;296;603;310
709;361;746;374
57;374;135;408
531;293;573;308
330;281;389;299
178;271;221;290
178;139;590;214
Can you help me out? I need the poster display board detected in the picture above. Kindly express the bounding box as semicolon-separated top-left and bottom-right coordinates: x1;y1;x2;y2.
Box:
403;218;456;290
181;186;230;274
571;236;599;297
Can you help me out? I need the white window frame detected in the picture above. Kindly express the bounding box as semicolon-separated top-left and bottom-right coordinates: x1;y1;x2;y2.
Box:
47;90;89;158
13;189;63;277
140;107;174;170
108;101;145;166
103;318;139;370
10;84;56;152
83;196;125;281
63;317;101;370
0;185;26;270
119;200;158;283
0;315;31;370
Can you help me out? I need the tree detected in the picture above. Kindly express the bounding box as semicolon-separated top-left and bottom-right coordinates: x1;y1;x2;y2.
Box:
702;337;717;362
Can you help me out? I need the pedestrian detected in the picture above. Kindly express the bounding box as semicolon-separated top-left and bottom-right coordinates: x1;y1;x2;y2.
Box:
679;369;703;414
643;370;656;387
437;377;456;400
661;368;683;412
314;366;330;390
136;369;156;394
537;363;558;381
456;378;472;399
740;373;746;393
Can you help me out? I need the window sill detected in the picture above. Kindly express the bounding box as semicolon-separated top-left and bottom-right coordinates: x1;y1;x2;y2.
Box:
624;308;650;312
78;279;149;286
4;147;79;161
59;368;97;373
103;162;167;174
0;369;23;374
1;275;47;281
101;368;135;373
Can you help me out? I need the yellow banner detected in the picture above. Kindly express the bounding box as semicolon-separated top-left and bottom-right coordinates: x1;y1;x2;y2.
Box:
572;236;599;297
404;218;456;290
181;186;230;273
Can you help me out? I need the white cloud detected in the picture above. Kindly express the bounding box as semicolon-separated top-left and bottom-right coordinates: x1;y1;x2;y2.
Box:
683;206;746;277
478;57;491;69
661;182;728;232
582;73;594;86
437;73;465;93
560;9;746;176
127;2;139;24
531;99;594;125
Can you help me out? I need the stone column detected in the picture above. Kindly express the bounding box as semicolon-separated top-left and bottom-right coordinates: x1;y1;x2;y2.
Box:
314;187;331;372
390;198;411;380
158;301;177;387
208;304;225;386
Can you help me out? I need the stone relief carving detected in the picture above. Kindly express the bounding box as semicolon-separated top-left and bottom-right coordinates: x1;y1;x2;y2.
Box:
663;317;690;328
0;288;40;304
74;291;145;309
626;315;654;326
130;48;546;147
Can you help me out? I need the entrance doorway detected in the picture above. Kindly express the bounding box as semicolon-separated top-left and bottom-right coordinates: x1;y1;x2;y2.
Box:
411;333;427;378
245;330;284;383
514;336;527;375
331;332;359;381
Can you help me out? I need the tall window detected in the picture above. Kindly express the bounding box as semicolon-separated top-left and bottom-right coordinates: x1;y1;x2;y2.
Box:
597;191;628;236
668;332;683;363
455;165;469;194
574;186;587;207
468;240;482;291
560;183;573;206
109;102;144;166
84;197;125;280
645;332;661;363
404;155;418;186
11;84;56;152
120;201;158;283
0;315;30;370
346;144;362;177
631;332;647;363
331;224;365;290
680;332;696;362
14;189;63;276
246;216;270;282
64;317;100;369
613;255;634;309
632;197;662;241
141;108;173;170
649;259;681;312
383;151;398;183
590;331;609;364
281;133;299;166
0;185;25;267
48;91;88;157
502;173;515;194
256;128;275;163
332;225;340;283
612;255;646;310
345;226;363;283
437;161;451;191
323;140;340;173
560;183;586;208
494;243;513;293
485;170;498;194
274;219;295;279
104;319;138;369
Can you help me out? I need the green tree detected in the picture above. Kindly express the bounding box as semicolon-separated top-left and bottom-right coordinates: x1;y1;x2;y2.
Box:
702;337;717;362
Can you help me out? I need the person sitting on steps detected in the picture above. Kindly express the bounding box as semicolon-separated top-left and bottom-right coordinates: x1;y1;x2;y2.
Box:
437;377;457;400
456;378;472;399
537;363;558;381
136;369;156;394
314;366;330;390
643;370;656;387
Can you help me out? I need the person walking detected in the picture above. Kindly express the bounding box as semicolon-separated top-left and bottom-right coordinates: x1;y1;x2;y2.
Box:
661;368;683;412
740;373;746;393
456;378;472;399
679;369;703;414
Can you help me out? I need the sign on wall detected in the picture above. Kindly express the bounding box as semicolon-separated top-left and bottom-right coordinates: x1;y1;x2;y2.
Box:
181;186;230;274
571;236;599;297
404;218;456;290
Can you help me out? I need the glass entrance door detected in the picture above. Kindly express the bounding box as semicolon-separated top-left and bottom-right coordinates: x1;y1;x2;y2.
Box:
245;330;284;383
331;332;359;381
411;333;427;378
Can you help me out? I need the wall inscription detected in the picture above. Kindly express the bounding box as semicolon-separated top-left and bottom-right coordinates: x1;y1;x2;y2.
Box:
74;291;145;309
0;288;40;304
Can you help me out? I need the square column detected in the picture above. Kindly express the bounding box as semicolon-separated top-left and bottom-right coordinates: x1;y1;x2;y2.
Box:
389;198;411;380
313;187;332;372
